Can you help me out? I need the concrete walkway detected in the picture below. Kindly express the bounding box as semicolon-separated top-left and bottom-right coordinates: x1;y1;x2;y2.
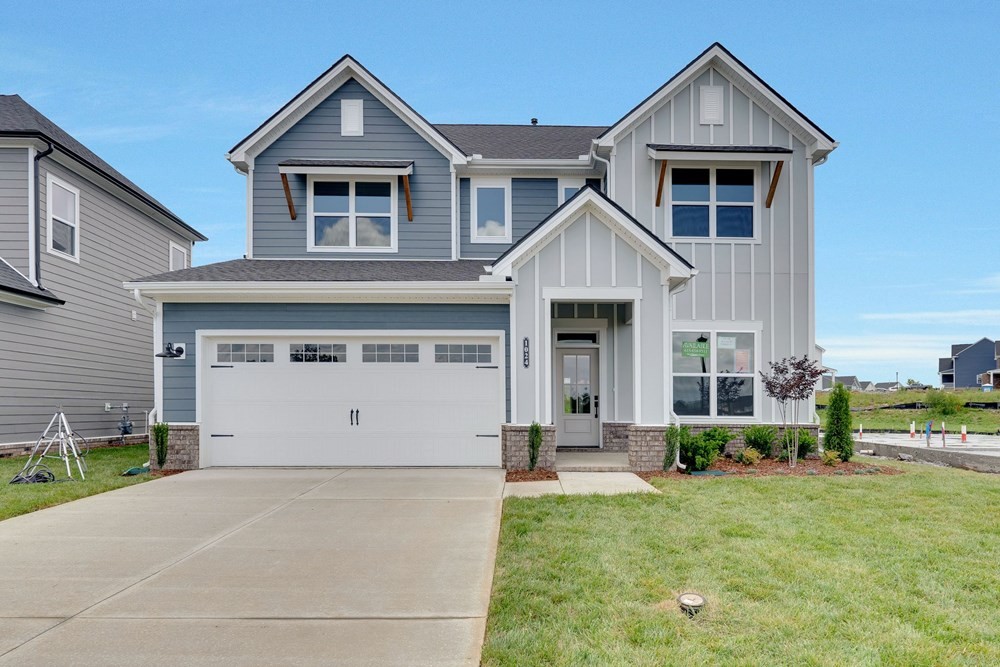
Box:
0;468;504;666
503;472;660;497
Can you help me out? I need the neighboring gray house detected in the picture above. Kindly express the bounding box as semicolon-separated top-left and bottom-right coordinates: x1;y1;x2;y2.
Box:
938;338;996;388
833;376;861;391
874;381;903;392
127;43;837;469
0;95;205;448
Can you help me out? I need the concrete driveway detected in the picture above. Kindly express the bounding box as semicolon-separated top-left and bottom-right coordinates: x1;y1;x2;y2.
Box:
0;468;504;666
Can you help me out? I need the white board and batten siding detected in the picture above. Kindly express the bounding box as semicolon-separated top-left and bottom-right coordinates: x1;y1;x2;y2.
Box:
512;208;669;427
609;66;816;422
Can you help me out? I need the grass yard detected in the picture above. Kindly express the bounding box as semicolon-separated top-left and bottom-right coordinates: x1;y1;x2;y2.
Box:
0;444;153;522
484;459;1000;666
816;389;1000;434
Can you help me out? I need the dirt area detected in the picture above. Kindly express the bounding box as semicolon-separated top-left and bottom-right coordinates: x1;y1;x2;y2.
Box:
639;458;902;481
506;469;559;482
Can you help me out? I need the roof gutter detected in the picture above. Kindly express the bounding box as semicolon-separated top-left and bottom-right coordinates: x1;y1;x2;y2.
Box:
33;141;54;289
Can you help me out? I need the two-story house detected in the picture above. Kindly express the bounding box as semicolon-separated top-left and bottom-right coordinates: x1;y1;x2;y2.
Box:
938;338;996;389
127;43;837;469
0;95;205;450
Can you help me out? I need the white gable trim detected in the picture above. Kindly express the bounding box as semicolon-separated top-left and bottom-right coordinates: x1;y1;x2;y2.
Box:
595;44;836;155
227;56;468;169
490;189;695;280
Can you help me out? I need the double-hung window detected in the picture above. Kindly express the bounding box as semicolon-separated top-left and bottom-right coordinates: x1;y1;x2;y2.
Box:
46;174;80;262
470;178;512;243
309;177;397;252
672;331;757;418
670;166;756;239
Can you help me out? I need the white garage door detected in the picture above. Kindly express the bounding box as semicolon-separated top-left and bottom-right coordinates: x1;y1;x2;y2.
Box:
200;334;504;467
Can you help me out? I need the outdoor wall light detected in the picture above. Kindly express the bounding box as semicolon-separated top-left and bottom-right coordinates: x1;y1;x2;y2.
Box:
677;592;706;617
155;342;185;359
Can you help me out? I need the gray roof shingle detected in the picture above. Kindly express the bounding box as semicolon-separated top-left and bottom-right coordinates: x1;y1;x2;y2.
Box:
133;259;490;283
0;260;63;305
434;124;606;160
0;95;205;241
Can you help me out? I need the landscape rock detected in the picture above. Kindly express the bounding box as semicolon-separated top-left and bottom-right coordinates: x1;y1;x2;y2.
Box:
897;453;914;461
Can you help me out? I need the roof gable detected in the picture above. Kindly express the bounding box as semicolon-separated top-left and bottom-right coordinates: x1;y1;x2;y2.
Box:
490;185;695;280
596;43;836;157
228;55;467;170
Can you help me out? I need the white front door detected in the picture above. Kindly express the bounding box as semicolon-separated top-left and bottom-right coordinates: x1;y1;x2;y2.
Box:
556;348;599;447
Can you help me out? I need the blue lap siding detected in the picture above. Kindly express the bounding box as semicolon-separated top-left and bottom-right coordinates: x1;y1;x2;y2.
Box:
161;302;511;422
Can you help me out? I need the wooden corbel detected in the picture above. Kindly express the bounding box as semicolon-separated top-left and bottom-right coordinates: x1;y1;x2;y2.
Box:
765;160;784;209
401;174;413;221
654;160;668;207
280;173;297;220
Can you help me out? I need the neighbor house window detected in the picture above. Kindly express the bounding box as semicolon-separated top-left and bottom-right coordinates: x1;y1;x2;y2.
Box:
672;331;756;418
169;241;189;270
217;343;274;363
362;343;418;363
471;178;512;243
290;343;346;363
434;344;491;363
308;177;396;252
46;174;80;262
670;167;756;239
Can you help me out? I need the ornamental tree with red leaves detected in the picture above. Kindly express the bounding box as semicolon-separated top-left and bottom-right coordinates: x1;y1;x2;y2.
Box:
759;356;824;467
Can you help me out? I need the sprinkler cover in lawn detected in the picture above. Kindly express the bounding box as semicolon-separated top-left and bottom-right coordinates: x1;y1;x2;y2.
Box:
678;592;705;616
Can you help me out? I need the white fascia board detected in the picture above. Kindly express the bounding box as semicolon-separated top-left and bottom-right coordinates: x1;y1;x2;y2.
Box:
124;280;513;303
0;290;57;310
596;45;836;153
646;147;790;162
490;190;694;280
278;164;413;176
227;57;468;167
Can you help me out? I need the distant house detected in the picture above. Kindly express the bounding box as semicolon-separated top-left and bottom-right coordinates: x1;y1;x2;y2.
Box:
858;380;876;392
938;338;996;388
0;95;206;448
834;375;861;391
875;381;903;392
976;341;1000;389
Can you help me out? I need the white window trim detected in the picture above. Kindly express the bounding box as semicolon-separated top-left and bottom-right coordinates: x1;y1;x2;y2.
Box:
340;99;364;136
666;162;761;243
672;327;762;422
306;175;398;253
169;240;189;270
558;177;587;205
45;173;81;263
470;177;512;244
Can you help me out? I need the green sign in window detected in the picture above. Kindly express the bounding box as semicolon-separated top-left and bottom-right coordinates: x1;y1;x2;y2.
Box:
681;340;710;358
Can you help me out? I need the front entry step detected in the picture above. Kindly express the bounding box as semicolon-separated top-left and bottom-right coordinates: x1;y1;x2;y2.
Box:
555;451;630;472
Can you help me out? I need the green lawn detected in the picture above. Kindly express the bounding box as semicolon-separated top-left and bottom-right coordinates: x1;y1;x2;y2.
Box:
484;460;1000;666
816;389;1000;434
0;444;153;522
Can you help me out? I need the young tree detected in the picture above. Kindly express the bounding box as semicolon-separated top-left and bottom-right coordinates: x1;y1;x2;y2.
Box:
759;356;824;467
825;383;853;461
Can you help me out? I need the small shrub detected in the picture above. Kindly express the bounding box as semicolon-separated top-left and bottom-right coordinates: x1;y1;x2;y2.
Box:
782;428;817;458
528;422;542;471
743;425;777;458
152;422;170;468
663;426;680;471
700;427;734;455
736;447;762;466
926;389;963;416
679;427;718;472
821;450;840;466
825;384;853;461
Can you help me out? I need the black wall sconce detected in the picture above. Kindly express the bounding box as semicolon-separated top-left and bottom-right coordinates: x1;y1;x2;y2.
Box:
155;342;185;359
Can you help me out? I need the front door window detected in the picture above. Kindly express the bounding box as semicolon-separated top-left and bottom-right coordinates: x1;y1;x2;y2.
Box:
563;354;592;415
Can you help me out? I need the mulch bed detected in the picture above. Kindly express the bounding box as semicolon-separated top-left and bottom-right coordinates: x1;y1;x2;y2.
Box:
151;469;186;477
506;469;559;482
639;457;903;481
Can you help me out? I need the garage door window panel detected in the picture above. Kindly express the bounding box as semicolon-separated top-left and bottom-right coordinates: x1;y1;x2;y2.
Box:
218;343;274;363
434;343;491;363
290;343;346;363
362;343;418;363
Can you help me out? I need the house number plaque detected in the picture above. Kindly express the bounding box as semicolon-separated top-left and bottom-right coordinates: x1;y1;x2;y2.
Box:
522;337;530;368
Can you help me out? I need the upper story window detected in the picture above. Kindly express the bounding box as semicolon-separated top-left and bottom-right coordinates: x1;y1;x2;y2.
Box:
670;166;756;239
46;174;80;262
471;177;512;244
307;176;397;252
558;178;586;205
169;241;189;270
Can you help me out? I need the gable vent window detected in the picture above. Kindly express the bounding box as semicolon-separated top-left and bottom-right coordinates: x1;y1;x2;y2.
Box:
699;86;724;125
341;99;364;136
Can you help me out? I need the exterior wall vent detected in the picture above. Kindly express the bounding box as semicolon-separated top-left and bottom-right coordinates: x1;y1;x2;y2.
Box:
699;86;724;125
341;99;364;136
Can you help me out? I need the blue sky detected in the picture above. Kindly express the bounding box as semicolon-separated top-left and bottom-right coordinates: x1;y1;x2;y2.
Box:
2;1;997;385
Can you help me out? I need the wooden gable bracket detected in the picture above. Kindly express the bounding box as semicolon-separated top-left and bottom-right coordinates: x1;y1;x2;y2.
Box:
280;173;297;220
654;159;668;207
765;160;784;209
401;174;413;221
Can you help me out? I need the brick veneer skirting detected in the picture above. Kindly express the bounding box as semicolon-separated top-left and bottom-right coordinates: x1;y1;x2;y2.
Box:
601;421;630;452
627;425;668;472
501;424;556;470
149;424;200;471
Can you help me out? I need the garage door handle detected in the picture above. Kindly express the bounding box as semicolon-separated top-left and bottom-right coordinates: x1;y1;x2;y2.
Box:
355;409;360;426
476;365;498;369
350;409;354;426
210;434;234;438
